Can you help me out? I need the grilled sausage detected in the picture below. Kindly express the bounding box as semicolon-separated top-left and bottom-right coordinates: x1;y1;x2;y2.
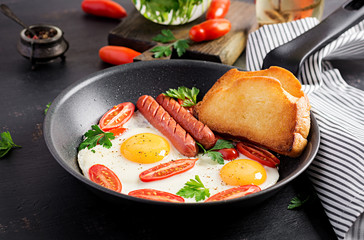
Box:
156;94;216;149
136;95;198;157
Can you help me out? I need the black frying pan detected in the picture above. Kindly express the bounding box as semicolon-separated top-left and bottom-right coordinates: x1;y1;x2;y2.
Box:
43;60;320;210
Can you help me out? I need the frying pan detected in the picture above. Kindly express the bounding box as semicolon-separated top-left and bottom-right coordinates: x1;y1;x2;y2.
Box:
43;60;320;209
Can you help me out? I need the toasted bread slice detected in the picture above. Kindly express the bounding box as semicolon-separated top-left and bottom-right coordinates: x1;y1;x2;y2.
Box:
208;67;305;98
194;74;310;157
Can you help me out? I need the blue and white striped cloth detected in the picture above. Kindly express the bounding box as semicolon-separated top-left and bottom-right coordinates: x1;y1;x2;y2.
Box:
246;18;364;240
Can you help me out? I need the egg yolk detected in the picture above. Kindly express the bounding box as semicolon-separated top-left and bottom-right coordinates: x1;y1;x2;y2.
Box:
220;159;267;186
120;133;170;164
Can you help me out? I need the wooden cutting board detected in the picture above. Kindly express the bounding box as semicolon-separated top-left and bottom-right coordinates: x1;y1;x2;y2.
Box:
108;1;257;65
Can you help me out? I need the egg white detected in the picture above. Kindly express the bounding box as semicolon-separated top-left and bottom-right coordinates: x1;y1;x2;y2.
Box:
77;111;279;203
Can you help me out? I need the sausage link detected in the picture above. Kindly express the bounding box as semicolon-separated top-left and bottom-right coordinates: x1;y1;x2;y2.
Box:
156;94;216;149
136;95;198;157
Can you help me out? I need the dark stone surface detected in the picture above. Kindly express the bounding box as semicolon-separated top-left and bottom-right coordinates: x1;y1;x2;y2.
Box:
1;0;361;239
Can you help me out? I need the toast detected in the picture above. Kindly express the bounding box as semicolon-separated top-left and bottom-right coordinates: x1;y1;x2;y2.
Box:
194;68;311;157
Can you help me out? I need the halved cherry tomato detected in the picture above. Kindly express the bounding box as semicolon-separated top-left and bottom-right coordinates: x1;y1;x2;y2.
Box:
99;46;141;65
106;127;127;137
217;148;238;160
189;19;231;42
99;102;135;131
205;185;261;202
236;142;280;167
81;0;127;19
206;0;231;19
128;189;185;203
89;164;122;192
139;159;198;182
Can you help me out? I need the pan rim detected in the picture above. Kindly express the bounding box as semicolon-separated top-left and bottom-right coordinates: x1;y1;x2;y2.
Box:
43;59;320;207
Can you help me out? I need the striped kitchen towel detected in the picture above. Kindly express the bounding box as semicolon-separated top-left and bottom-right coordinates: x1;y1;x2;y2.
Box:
246;18;364;240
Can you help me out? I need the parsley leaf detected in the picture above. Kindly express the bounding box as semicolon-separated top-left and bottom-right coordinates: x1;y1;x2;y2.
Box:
173;39;189;57
288;195;310;209
0;131;21;158
209;139;235;151
152;29;176;43
163;86;200;107
44;102;51;115
150;45;172;58
151;29;190;58
177;175;210;202
164;88;185;100
197;139;234;164
78;125;115;151
206;151;225;164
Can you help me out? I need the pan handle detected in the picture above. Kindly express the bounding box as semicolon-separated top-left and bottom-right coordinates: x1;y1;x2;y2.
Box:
262;0;364;75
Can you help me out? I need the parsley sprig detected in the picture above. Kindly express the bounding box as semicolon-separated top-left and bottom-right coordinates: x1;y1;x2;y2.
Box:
152;29;176;43
163;86;199;107
177;175;210;202
151;29;189;58
44;102;51;115
0;131;21;158
288;195;310;209
197;139;234;164
78;125;115;151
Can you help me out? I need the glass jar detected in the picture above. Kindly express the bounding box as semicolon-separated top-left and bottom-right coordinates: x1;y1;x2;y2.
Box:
132;0;211;25
256;0;325;26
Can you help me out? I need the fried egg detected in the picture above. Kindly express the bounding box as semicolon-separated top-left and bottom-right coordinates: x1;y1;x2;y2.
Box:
77;111;279;203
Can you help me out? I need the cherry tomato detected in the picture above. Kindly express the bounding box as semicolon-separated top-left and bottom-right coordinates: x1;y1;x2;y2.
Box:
107;127;127;137
89;164;122;192
236;142;280;167
206;0;231;19
139;159;198;182
81;0;127;19
99;46;141;65
217;148;238;160
189;19;231;42
205;185;261;202
99;102;135;131
128;189;185;203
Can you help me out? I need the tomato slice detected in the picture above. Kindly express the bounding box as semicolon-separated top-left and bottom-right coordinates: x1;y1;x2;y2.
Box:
205;185;261;202
128;189;185;203
107;127;127;137
139;159;198;182
89;164;122;192
236;142;280;167
217;148;238;160
99;102;135;131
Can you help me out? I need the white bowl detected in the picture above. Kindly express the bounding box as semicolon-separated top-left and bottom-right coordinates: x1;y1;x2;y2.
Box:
132;0;211;25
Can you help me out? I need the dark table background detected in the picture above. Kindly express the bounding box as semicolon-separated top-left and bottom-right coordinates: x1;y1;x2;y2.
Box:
1;0;362;239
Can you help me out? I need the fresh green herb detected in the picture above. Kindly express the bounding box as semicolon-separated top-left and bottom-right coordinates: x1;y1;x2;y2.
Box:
288;195;310;210
150;45;172;58
172;39;189;57
163;86;199;107
151;29;190;58
78;125;115;151
44;102;51;115
177;175;210;202
152;29;176;43
0;131;21;158
209;139;235;151
133;0;204;25
197;139;234;164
